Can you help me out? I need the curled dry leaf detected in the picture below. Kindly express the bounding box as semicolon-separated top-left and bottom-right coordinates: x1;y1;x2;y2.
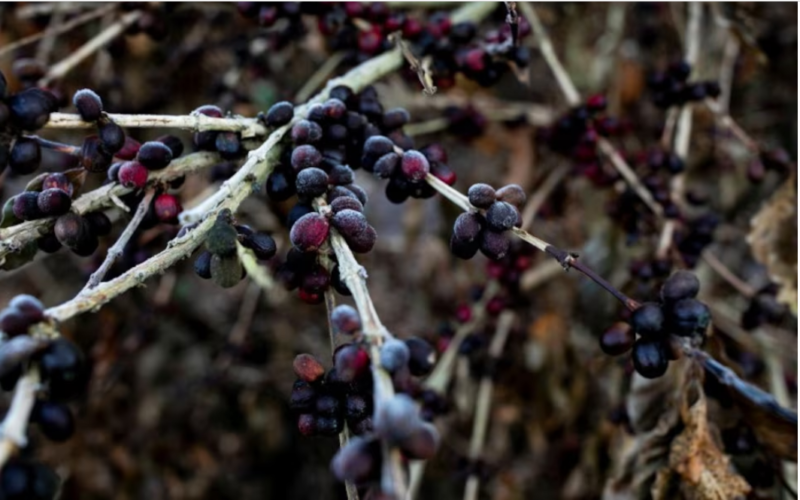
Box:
747;171;797;314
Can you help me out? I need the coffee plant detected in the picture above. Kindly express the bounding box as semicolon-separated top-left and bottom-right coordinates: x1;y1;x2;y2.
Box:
0;2;796;499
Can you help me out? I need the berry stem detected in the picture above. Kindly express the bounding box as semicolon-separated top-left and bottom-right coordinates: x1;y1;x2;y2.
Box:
0;367;39;471
464;310;515;500
45;112;268;138
81;188;157;292
27;135;80;156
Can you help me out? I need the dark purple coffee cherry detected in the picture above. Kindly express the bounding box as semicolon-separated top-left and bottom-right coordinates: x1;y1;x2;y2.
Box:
291;119;323;144
328;163;354;185
0;308;29;337
83;211;112;236
266;169;295;201
37;189;72;217
661;271;700;303
400;150;430;182
7;88;55;130
36;338;87;400
361;135;395;171
382;108;410;130
344;184;367;205
12;192;44;221
215;131;243;159
467;183;496;208
630;302;664;338
295;167;329;198
31;400;75;442
479;229;510;260
496;184;526;208
137;141;173;170
155;135;183;158
291;145;322;172
405;337;435;376
9;295;45;324
331;437;381;484
668;298;711;336
485;201;519;231
242;232;276;260
8;138;41;175
453;212;483;243
330;196;363;214
344;225;377;254
265;101;294;126
373;152;399;178
450;233;479;260
41;173;72;196
322;98;347;121
289;380;316;412
37;233;61;254
331;209;368;238
72;89;103;121
79;135;113;173
600;322;635;356
632;339;668;378
98;121;125;154
290;212;329;252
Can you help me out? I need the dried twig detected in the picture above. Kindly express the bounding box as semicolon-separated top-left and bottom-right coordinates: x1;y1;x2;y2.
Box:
45;112;268;138
0;368;39;469
521;163;570;230
82;189;157;292
389;32;437;96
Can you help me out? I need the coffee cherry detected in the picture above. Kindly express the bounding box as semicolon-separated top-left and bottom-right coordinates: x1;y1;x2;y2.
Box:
117;161;148;189
322;98;347;121
210;253;243;288
0;308;29;337
344;184;368;206
289;380;316;412
330;196;363;214
0;71;6;98
450;234;479;260
291;119;323;144
36;338;87;400
371;152;398;179
98;121;125;154
54;213;86;248
467;183;496;209
328;163;354;186
31;400;74;442
9;138;41;175
242;232;276;260
400;150;430;182
155;135;184;158
137;141;173;170
600;322;635;355
79;135;113;173
301;265;330;293
194;251;212;279
9;295;45;324
297;413;316;436
265;101;294;126
290;212;329;252
73;89;103;121
7;89;55;130
116;136;141;160
382;108;410;130
453;212;483;243
345;394;369;423
380;338;410;373
332;208;367;237
70;228;98;257
41;173;72;196
296;167;329;198
479;229;510;260
287;203;314;227
331;437;380;484
293;354;325;383
495;184;526;208
331;304;361;335
661;271;700;303
154;193;181;223
36;189;71;217
405;337;435;376
375;394;420;442
266;169;295;201
345;225;377;254
632;339;668;379
668;298;711;336
335;344;370;382
83;211;112;236
215;131;243;159
630;302;664;338
12;192;44;221
485;201;519;231
291;144;323;171
361;135;395;171
399;422;439;460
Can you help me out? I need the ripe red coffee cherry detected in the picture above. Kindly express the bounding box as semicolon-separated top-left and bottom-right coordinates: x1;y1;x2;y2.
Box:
467;183;496;209
73;89;103;121
400;150;430;182
289;212;329;252
293;354;325;383
117;161;148;189
37;189;72;217
137;141;173;170
331;304;361;335
154;193;181;223
265;101;294;126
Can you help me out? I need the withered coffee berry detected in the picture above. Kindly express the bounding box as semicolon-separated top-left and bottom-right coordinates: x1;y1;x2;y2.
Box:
293;354;325;383
73;89;103;121
80;136;113;173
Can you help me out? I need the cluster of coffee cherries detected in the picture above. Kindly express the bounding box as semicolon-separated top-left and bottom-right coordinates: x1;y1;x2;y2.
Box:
647;61;721;109
449;183;526;261
193;209;277;288
600;271;710;378
0;295;90;499
107;137;180;190
190;105;247;160
0;71;59;176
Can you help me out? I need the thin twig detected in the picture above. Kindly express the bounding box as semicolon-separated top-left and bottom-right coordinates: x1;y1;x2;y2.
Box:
40;10;143;86
389;32;437;96
701;250;756;298
35;2;69;63
0;368;39;470
45;112;268;138
718;34;740;116
597;138;664;217
464;311;515;500
521;163;570;230
81;189;157;291
0;4;115;59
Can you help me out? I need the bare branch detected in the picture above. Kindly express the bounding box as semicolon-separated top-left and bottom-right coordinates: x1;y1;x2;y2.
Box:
0;368;39;468
45;112;268;138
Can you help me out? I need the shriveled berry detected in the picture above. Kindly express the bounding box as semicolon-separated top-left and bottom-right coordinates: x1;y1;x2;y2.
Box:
361;135;395;171
9;138;41;175
12;192;44;221
154;193;181;223
668;298;711;336
495;184;526;208
405;337;435;376
137;141;173;170
243;232;276;260
331;304;361;335
98;121;125;154
194;251;212;279
293;354;325;383
291;144;322;171
380;338;410;373
600;322;634;356
291;119;323;144
72;89;103;121
632;339;669;378
468;183;496;208
31;400;74;442
453;212;483;243
479;229;510;260
42;173;72;196
630;302;664;338
37;189;72;216
265;101;294;126
295;167;329;198
400;150;430;182
117;161;148;189
661;271;700;303
330;196;363;214
290;212;329;252
205;213;238;256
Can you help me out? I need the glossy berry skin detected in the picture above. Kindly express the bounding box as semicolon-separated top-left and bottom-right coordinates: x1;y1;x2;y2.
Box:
12;192;44;221
632;339;668;379
629;302;665;338
668;298;711;336
31;400;75;442
73;89;103;121
600;322;635;356
37;189;72;217
9;138;41;175
467;183;496;208
117;161;148;189
295;167;329;198
291;145;323;172
242;233;276;260
265;101;294;126
485;202;519;232
36;339;87;400
661;271;700;303
137;141;173;170
154;194;181;223
289;212;329;252
400;150;430;182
